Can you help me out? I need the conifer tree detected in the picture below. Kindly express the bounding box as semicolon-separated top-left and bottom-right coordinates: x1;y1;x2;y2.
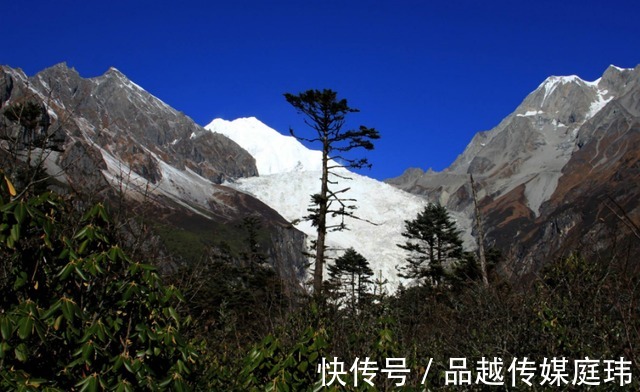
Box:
397;204;464;287
327;247;374;310
284;89;379;297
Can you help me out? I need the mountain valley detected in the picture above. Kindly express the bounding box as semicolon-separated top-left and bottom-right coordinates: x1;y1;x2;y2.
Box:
1;62;639;287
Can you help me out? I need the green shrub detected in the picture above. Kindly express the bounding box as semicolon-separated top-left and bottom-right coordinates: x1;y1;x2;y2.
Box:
0;173;198;391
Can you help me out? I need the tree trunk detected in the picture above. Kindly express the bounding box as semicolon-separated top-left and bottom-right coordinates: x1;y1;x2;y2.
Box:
313;142;330;296
470;174;489;287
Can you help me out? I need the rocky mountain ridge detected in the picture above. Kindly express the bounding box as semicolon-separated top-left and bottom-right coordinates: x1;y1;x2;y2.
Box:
4;62;637;285
388;65;640;276
0;63;307;279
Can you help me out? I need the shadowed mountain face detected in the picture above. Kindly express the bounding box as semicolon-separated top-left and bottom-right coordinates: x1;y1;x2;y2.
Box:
388;65;640;277
2;63;257;185
0;63;306;280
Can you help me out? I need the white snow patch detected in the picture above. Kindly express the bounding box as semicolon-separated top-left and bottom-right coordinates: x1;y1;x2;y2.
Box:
517;110;544;117
47;108;58;120
540;75;582;101
583;77;601;88
586;88;613;120
226;168;428;290
97;144;220;217
205;117;325;175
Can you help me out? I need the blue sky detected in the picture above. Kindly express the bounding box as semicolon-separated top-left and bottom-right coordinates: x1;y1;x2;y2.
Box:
2;0;639;180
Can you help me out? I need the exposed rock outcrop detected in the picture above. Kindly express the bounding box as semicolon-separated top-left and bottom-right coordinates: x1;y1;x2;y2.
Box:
388;65;640;277
0;63;306;282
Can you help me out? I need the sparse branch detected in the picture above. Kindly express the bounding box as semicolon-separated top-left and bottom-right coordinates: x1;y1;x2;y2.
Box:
470;174;489;287
284;89;379;297
604;195;640;241
328;170;354;181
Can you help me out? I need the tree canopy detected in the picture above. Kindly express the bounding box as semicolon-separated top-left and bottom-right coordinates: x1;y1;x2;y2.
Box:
327;247;374;311
284;89;379;296
397;203;464;287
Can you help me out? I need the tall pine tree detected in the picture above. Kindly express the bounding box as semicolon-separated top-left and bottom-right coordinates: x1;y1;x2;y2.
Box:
284;89;379;297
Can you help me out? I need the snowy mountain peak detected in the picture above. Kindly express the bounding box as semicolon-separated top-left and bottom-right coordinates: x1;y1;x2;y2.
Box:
540;74;583;87
521;69;626;122
205;117;323;175
538;75;585;102
206;117;433;289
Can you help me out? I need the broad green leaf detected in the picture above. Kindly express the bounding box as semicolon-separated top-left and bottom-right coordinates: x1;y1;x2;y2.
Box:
97;203;109;222
14;343;28;362
41;300;62;320
74;265;88;281
78;239;90;255
61;297;77;322
53;314;64;331
0;341;10;359
0;317;12;339
81;341;94;361
76;374;98;392
115;379;132;392
9;223;20;247
18;315;34;339
57;262;75;280
297;360;309;373
13;271;27;290
73;224;91;240
108;245;124;262
166;307;179;324
14;201;27;224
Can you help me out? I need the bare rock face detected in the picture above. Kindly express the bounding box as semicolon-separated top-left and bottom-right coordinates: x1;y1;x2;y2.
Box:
29;64;257;183
0;63;305;281
388;65;640;278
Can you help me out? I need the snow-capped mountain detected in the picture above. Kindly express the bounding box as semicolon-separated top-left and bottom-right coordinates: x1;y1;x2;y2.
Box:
205;117;431;290
6;62;637;287
388;64;640;276
206;117;323;175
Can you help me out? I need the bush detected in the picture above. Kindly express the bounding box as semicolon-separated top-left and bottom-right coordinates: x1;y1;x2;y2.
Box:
0;172;198;391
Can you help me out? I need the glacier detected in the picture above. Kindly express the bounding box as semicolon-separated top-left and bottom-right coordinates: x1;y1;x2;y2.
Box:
206;117;323;175
206;117;428;290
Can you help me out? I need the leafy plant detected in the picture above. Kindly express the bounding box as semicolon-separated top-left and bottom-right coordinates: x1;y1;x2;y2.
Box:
0;173;198;391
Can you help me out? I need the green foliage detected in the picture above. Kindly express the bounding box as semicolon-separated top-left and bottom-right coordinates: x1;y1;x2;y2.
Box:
285;88;380;295
241;326;329;391
284;89;380;171
327;248;374;311
448;247;502;291
0;176;197;391
397;203;464;286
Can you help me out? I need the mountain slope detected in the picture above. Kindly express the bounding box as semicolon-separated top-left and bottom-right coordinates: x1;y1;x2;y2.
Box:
0;63;307;279
206;117;323;175
388;64;640;276
204;117;446;290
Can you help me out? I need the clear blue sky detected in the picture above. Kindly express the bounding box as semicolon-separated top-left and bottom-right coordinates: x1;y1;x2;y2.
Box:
2;0;639;180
